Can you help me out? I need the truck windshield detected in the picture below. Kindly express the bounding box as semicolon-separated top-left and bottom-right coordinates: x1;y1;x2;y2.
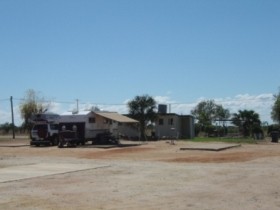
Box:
33;124;47;130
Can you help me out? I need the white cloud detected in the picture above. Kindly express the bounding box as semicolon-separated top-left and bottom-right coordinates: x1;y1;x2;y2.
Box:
161;93;274;123
154;95;176;104
0;109;11;124
223;94;274;123
48;102;64;114
0;104;22;126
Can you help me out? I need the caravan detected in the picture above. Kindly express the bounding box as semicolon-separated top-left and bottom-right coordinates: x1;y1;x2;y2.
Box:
30;111;139;146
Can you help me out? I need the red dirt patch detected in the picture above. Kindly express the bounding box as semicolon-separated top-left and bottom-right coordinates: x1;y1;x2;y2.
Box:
166;150;280;163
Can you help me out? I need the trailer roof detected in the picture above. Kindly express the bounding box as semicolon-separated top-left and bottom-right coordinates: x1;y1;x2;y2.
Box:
95;112;138;123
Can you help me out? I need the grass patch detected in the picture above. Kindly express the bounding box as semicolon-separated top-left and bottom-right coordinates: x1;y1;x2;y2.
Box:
187;137;257;144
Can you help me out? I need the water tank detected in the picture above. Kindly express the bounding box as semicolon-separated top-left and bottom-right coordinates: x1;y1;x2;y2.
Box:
158;104;167;114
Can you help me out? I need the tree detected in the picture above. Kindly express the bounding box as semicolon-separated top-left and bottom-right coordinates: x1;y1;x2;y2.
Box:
271;88;280;124
214;104;231;136
191;100;216;127
0;122;14;134
231;109;261;137
127;95;157;140
191;100;230;134
19;89;49;130
215;105;230;122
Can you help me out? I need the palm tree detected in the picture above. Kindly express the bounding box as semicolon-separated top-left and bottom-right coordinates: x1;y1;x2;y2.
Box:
127;95;157;140
231;110;261;137
271;89;280;124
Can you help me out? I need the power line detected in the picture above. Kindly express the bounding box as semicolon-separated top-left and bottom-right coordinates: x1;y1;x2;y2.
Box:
1;96;276;111
2;93;275;106
0;98;9;101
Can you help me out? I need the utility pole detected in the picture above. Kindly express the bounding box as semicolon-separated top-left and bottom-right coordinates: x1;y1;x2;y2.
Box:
10;96;15;139
76;99;79;113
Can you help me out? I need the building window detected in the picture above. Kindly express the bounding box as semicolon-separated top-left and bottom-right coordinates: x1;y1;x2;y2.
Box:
159;119;164;125
89;117;95;123
168;118;173;125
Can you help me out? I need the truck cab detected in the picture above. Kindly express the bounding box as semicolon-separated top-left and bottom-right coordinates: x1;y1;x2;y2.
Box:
30;113;60;146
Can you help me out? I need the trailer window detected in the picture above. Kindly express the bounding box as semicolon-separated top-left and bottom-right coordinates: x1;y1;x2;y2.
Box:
89;117;95;123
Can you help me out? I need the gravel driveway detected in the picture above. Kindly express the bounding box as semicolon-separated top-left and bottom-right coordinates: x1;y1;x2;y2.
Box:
1;138;280;210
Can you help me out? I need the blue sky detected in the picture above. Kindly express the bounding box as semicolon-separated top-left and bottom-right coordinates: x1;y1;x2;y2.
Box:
0;0;279;125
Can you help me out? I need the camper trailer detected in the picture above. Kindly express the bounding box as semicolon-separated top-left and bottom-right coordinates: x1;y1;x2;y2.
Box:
30;111;139;146
59;111;139;144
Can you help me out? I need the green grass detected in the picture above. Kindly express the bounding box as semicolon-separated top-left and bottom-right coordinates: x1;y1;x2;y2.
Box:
186;137;257;144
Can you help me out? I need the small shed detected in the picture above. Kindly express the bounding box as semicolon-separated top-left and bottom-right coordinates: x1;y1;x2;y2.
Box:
155;114;195;139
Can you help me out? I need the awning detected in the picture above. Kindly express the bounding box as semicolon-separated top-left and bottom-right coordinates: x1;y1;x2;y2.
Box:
95;112;138;123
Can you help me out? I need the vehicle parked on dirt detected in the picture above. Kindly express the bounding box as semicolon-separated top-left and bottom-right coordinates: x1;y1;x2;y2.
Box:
30;113;60;146
30;111;138;147
30;113;85;147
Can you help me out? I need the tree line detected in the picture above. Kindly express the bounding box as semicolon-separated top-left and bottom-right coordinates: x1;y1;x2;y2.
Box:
2;88;280;139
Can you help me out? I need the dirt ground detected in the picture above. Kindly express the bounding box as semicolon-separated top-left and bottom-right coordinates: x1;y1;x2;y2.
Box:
1;137;280;210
